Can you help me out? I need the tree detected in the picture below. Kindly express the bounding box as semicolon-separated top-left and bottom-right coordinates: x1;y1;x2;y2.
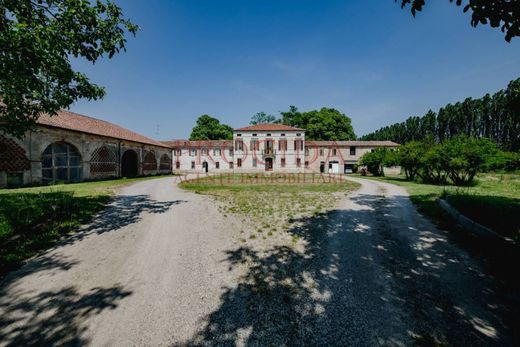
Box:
360;148;397;176
397;141;427;181
189;115;233;141
441;136;500;186
360;77;520;151
281;106;356;141
0;0;138;137
397;0;520;42
250;112;277;125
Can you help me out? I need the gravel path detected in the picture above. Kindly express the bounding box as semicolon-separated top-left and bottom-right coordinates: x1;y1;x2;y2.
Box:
0;176;518;346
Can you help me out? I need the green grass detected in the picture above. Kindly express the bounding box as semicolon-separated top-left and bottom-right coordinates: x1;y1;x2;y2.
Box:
0;175;171;275
180;173;360;240
359;173;520;241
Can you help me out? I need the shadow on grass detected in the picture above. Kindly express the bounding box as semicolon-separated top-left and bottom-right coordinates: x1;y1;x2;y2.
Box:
0;283;132;346
0;192;185;276
183;192;520;346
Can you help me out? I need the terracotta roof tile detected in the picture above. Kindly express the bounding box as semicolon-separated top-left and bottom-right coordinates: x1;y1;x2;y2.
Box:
234;124;305;132
162;140;233;148
37;110;170;148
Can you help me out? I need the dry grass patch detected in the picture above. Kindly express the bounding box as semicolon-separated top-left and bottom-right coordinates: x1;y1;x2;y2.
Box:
180;174;359;245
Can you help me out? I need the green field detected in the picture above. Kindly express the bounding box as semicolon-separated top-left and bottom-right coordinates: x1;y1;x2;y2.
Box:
0;175;172;275
359;173;520;241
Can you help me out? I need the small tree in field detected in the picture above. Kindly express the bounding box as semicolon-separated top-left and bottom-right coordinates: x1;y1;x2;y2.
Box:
397;141;427;181
419;144;448;184
441;136;500;186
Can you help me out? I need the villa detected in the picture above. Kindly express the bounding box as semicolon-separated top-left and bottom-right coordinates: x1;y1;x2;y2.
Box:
0;111;399;187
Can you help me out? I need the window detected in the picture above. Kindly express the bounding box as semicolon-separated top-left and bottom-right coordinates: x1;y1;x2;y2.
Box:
41;142;82;183
305;148;309;156
191;161;195;169
305;161;309;168
229;162;234;169
190;148;196;156
281;133;285;136
253;158;257;167
296;158;301;167
266;133;271;136
296;133;301;137
237;133;242;137
214;148;221;156
320;148;324;156
216;162;220;169
176;149;182;156
201;148;208;156
229;148;234;156
235;140;244;151
350;147;356;156
237;158;242;167
250;139;258;151
281;158;286;167
176;161;180;169
332;148;337;156
279;139;287;151
294;140;303;151
252;133;257;137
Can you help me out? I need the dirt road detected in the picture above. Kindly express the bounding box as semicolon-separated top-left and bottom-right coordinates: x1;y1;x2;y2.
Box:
1;176;518;346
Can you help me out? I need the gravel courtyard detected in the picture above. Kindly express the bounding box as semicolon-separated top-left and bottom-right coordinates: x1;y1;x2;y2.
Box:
0;176;518;346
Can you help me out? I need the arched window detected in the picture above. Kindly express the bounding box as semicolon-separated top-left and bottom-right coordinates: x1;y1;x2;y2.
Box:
143;151;157;171
159;153;171;171
0;135;30;173
41;142;82;183
90;145;117;176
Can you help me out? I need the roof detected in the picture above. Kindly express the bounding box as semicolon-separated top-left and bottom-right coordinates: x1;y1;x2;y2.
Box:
161;139;233;148
234;124;305;132
306;140;399;147
37;110;170;148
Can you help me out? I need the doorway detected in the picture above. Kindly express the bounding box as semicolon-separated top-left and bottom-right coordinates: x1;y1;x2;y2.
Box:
265;157;273;171
202;161;208;173
121;150;138;177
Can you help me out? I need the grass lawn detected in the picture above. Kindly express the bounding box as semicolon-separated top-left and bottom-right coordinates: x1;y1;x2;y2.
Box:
358;173;520;242
0;175;172;276
180;173;360;243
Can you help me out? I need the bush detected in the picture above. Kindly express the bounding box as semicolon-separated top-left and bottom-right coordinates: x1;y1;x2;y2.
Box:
440;137;500;186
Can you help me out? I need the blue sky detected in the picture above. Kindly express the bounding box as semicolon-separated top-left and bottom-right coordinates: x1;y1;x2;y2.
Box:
70;0;520;140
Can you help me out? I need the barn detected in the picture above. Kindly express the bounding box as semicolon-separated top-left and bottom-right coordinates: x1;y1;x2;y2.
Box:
0;110;172;187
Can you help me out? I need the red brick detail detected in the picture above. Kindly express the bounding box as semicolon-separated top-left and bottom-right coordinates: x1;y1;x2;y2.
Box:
0;135;30;172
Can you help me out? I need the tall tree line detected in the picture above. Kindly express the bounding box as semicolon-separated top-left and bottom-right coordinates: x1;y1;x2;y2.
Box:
361;78;520;151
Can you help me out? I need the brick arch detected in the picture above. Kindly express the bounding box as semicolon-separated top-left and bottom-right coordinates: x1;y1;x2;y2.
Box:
159;153;171;171
143;151;157;171
90;145;118;176
0;135;30;172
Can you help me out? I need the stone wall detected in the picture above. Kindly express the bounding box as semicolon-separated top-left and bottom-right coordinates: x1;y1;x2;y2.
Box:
0;126;172;187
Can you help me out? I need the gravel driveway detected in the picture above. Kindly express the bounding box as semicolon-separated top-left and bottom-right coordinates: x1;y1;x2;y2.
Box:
0;176;518;346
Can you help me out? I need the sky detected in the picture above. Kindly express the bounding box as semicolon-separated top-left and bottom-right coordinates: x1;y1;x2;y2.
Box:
70;0;520;140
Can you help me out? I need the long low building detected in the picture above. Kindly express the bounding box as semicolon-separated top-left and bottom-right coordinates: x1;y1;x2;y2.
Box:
0;110;172;187
0;113;399;187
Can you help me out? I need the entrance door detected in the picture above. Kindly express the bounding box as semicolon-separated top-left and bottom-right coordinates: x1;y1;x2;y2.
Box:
202;161;208;173
265;157;273;171
121;150;138;177
328;161;339;174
